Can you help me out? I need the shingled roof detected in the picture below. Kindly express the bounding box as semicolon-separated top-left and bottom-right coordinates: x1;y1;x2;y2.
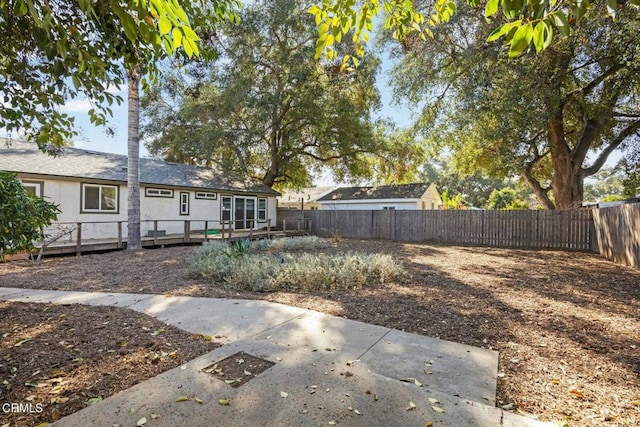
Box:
0;139;279;196
317;183;432;201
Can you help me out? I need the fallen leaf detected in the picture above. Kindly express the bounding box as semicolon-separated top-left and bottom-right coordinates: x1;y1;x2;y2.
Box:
195;398;203;404
374;394;379;401
175;396;190;402
407;401;417;411
237;358;245;364
244;370;252;376
632;400;639;406
219;399;230;405
328;421;336;425
501;403;514;410
281;391;289;398
14;338;32;347
150;414;159;419
225;380;235;385
550;379;560;385
204;335;212;341
24;381;38;387
428;398;440;404
136;417;147;426
276;357;282;361
49;385;63;394
399;377;415;383
414;379;423;387
431;406;444;413
426;422;433;427
570;390;585;399
85;397;102;406
354;409;361;415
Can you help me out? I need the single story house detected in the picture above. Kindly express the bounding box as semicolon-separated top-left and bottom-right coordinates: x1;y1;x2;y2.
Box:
277;186;337;210
316;183;442;210
0;140;279;240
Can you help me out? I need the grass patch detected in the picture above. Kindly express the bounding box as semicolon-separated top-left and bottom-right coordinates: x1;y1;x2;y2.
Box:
188;238;404;292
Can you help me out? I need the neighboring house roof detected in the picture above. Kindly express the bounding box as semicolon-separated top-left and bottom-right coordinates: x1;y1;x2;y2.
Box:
317;183;433;202
0;139;279;196
278;186;338;204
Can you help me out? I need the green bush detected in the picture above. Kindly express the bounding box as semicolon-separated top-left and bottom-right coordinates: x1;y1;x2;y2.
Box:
248;236;329;252
188;240;404;293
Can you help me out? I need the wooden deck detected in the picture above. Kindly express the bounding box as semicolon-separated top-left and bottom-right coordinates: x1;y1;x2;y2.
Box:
33;229;311;257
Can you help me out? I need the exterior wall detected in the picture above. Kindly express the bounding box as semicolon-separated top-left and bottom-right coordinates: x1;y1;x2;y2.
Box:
419;185;443;210
18;174;278;240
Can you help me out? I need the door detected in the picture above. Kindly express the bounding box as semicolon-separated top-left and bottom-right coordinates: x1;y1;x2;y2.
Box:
233;196;257;230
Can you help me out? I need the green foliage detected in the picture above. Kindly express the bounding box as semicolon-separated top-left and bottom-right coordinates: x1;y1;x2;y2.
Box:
312;0;639;64
188;237;404;292
0;0;240;152
440;190;465;209
487;188;529;210
620;158;640;197
143;0;417;188
0;172;60;257
226;239;251;258
583;167;626;202
390;3;640;209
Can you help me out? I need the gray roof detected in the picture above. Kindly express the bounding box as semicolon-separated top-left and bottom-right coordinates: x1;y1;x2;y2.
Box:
317;183;432;201
277;186;338;203
0;139;279;196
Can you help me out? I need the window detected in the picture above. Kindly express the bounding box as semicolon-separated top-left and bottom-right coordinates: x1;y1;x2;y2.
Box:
258;198;267;222
179;192;189;215
221;196;232;223
145;187;174;198
22;181;43;197
195;191;217;200
82;183;118;213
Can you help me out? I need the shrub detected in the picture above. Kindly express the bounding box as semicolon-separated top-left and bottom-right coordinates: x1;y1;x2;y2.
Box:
248;236;329;253
189;241;405;293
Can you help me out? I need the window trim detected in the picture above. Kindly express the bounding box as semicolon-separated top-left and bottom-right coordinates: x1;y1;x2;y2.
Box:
21;180;44;198
257;197;267;222
221;196;232;223
179;192;190;216
145;187;174;198
195;191;217;200
80;183;119;214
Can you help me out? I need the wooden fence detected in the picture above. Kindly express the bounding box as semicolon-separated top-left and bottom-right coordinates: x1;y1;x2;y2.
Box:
305;209;596;251
592;203;640;268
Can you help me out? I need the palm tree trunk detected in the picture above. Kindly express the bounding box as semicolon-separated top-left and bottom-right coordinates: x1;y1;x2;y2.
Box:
127;65;142;250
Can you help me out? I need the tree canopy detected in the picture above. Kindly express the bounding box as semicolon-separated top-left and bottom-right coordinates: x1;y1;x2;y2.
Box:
142;0;422;188
387;2;640;209
0;0;239;151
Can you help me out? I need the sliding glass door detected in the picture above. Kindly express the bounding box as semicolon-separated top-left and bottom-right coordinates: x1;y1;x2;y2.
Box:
233;196;256;230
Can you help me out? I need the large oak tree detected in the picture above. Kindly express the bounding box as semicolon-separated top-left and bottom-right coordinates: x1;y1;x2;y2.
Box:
143;0;421;188
389;2;640;209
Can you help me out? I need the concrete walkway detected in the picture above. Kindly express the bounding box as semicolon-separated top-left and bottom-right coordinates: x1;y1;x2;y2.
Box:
0;287;552;426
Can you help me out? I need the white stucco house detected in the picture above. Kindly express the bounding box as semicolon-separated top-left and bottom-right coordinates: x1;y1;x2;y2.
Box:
0;140;280;240
315;183;442;210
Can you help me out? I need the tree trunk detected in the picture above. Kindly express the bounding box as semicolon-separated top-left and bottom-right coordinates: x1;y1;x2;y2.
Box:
127;65;142;250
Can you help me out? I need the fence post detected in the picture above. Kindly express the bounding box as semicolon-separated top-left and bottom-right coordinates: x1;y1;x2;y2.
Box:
153;220;158;245
117;222;123;249
75;222;82;256
267;218;271;239
283;219;287;233
204;221;209;241
249;220;254;239
184;221;191;243
228;221;233;241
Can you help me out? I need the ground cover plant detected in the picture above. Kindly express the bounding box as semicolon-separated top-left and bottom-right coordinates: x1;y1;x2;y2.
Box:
187;237;404;292
1;238;639;425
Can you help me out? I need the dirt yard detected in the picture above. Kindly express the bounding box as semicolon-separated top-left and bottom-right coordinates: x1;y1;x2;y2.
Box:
1;239;639;426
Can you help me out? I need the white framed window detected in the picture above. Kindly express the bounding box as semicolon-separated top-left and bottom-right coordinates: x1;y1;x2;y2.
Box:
82;183;118;213
179;192;189;215
221;196;232;222
21;181;43;197
195;191;217;200
145;187;174;198
258;198;267;222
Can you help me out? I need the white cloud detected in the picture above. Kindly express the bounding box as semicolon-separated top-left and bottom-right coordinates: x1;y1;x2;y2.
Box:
61;98;93;113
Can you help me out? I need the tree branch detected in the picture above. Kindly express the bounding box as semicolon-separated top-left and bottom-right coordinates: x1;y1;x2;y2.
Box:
583;119;640;176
